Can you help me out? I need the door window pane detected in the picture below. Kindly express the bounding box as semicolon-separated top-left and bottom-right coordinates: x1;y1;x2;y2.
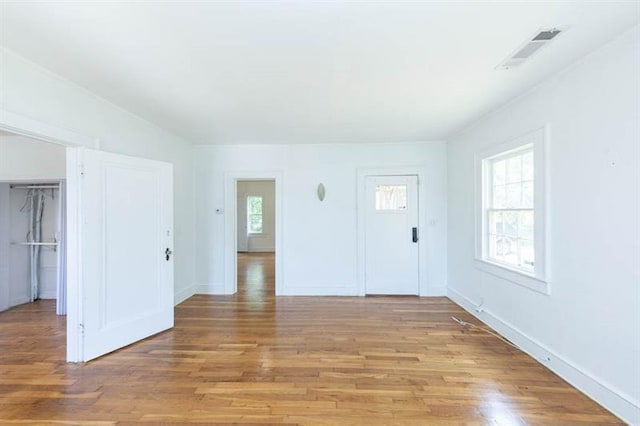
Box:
375;185;407;210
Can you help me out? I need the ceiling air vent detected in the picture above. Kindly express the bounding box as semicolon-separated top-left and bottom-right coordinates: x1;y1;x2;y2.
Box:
497;28;564;70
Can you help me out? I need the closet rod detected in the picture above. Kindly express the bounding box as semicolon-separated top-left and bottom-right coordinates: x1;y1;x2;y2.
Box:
9;184;59;189
11;242;58;246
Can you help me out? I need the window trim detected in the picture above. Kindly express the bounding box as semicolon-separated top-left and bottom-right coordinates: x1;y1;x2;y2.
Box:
246;195;263;235
474;126;549;295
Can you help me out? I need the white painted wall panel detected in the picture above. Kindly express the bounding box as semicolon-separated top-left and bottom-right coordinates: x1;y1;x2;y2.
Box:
0;134;66;181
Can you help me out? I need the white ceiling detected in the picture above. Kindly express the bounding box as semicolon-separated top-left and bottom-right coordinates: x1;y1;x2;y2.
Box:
1;2;638;145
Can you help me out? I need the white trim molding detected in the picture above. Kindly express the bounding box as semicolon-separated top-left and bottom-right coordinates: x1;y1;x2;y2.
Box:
448;287;639;424
195;282;226;295
174;284;195;305
0;108;98;149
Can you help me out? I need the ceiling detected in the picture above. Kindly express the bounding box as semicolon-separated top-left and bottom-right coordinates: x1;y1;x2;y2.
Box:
1;2;638;145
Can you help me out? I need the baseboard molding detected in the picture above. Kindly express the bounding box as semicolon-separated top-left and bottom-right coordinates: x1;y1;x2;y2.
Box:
195;282;227;295
10;296;29;307
281;285;358;296
38;291;56;300
447;287;639;424
425;285;447;297
174;285;195;305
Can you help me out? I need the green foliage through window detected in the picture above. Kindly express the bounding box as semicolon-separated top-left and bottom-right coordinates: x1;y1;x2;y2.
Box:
247;196;263;233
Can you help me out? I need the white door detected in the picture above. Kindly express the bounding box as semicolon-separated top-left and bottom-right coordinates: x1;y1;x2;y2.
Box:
76;148;173;361
365;175;419;295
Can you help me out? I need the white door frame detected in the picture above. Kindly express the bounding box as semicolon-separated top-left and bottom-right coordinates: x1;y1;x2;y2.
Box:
0;108;99;362
357;166;429;297
224;171;283;295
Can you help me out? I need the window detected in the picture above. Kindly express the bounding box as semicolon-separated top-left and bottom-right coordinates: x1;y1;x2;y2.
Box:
247;196;263;234
475;128;547;294
486;147;534;271
375;185;407;210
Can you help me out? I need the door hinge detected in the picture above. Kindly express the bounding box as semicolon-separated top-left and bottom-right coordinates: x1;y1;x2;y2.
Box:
79;164;85;177
79;323;85;334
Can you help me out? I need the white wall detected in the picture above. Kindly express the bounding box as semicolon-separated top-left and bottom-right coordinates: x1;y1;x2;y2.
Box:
237;180;275;252
0;48;195;304
194;141;447;296
0;134;66;180
447;26;640;423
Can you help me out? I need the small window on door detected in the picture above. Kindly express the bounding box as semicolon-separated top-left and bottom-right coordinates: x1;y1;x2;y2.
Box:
375;185;407;210
247;196;263;234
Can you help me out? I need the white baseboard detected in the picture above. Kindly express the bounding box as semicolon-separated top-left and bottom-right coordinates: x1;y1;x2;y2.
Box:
281;285;357;296
38;291;57;300
195;282;227;295
174;284;195;305
447;287;639;424
10;296;29;307
425;285;447;297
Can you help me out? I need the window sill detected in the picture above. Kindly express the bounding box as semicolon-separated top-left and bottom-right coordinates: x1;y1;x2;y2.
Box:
474;258;550;295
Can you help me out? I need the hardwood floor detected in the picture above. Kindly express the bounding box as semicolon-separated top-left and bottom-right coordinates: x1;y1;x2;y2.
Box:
0;252;621;424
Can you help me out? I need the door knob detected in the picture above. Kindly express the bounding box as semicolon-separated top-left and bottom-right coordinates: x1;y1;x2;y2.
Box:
165;248;173;261
412;227;418;243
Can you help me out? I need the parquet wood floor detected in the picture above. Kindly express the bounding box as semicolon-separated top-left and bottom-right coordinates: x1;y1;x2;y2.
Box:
0;253;621;424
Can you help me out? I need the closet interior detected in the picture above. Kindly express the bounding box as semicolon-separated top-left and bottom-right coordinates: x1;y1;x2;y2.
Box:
0;131;67;315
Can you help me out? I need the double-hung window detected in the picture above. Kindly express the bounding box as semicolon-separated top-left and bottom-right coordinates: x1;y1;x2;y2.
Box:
476;128;548;294
486;147;534;271
247;196;263;234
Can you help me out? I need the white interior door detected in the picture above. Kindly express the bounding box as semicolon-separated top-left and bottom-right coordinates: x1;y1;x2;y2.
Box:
365;175;419;295
76;148;173;361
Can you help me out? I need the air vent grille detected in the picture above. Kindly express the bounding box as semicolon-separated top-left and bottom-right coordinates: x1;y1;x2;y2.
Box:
497;27;564;69
532;29;561;41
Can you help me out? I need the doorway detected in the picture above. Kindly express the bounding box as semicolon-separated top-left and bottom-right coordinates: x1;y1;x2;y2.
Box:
363;174;420;295
0;131;67;314
224;172;283;296
236;180;275;299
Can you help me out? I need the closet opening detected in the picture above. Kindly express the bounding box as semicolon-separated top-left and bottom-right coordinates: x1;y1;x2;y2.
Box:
0;130;67;315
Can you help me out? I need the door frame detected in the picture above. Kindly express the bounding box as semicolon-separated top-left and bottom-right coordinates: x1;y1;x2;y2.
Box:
0;108;99;362
357;166;429;297
224;171;283;296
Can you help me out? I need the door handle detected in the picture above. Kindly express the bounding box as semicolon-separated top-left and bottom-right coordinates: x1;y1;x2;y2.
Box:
165;248;173;261
412;227;418;243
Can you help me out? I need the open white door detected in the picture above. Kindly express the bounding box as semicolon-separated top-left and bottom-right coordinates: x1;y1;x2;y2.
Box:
365;175;419;295
68;148;173;362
